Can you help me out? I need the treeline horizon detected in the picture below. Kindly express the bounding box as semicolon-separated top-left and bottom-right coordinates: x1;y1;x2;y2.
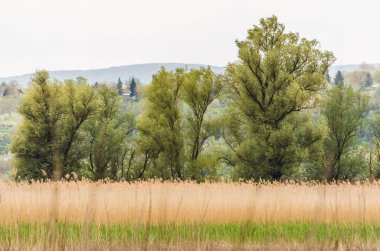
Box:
9;16;380;182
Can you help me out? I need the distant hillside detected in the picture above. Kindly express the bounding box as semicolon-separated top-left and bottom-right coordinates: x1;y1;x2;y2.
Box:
2;62;380;86
330;63;380;76
0;63;226;86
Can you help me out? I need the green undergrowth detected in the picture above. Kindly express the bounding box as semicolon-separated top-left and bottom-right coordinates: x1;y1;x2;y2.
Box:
0;222;379;248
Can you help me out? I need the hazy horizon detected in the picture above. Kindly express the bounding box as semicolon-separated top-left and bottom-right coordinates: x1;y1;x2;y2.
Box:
2;0;380;77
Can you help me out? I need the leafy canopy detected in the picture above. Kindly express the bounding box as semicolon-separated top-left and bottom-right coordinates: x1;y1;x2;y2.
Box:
223;15;335;180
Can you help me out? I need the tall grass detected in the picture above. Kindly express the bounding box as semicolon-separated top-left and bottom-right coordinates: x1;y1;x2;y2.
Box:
1;222;380;249
0;180;379;225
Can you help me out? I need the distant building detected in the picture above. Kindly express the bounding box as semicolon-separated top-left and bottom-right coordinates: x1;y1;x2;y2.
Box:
122;91;137;101
121;78;138;101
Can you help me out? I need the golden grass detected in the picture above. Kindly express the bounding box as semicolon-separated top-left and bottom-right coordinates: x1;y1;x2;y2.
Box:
0;180;380;225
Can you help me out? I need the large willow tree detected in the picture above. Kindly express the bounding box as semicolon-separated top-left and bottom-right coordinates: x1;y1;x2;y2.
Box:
137;68;185;180
182;67;222;180
322;86;369;181
223;16;335;180
137;67;221;180
11;71;98;180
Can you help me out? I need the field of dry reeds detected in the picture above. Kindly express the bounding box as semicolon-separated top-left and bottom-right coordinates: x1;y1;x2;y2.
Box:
2;180;380;249
1;180;380;225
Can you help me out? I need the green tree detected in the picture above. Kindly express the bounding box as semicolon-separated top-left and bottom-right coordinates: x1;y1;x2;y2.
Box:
322;86;369;181
137;68;185;179
11;71;64;180
326;73;331;84
182;67;222;180
59;80;97;176
129;78;137;97
84;86;135;180
334;71;344;86
344;71;366;85
76;76;87;85
10;71;98;181
3;81;20;97
222;16;335;180
116;77;123;96
372;71;380;83
364;111;380;178
363;72;373;88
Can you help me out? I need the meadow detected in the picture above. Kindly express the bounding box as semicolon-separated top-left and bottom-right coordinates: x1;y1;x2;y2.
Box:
2;181;380;249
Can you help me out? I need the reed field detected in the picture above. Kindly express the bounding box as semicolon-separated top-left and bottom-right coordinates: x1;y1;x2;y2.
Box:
2;180;380;225
2;180;380;249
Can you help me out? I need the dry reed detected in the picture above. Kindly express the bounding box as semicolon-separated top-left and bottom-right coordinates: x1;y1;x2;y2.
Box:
0;180;379;225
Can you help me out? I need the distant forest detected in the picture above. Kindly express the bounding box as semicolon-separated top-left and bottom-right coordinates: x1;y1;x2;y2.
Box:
6;16;380;182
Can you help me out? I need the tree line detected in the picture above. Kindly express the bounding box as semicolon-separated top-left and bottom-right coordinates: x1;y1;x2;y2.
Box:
0;81;23;97
10;16;380;182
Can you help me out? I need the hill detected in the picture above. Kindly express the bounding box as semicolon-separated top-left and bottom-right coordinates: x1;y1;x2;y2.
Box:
329;63;380;76
0;63;226;86
2;62;380;86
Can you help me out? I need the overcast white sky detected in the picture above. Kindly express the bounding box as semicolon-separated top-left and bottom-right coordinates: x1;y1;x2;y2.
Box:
0;0;379;77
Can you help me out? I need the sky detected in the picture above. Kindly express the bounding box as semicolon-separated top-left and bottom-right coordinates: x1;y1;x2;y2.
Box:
1;0;379;77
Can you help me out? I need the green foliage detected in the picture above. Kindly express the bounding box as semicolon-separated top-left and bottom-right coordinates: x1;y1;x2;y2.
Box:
0;132;10;155
11;71;98;180
10;71;137;181
363;72;373;88
8;16;380;182
129;78;137;97
181;67;222;180
0;109;18;156
322;86;369;181
59;80;98;176
334;71;344;86
83;86;135;180
344;71;366;87
367;110;380;178
0;96;22;114
137;68;185;179
0;81;22;97
137;67;222;181
76;76;87;85
116;77;123;96
222;15;335;180
11;71;66;180
326;73;331;84
372;71;380;83
2;222;380;248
